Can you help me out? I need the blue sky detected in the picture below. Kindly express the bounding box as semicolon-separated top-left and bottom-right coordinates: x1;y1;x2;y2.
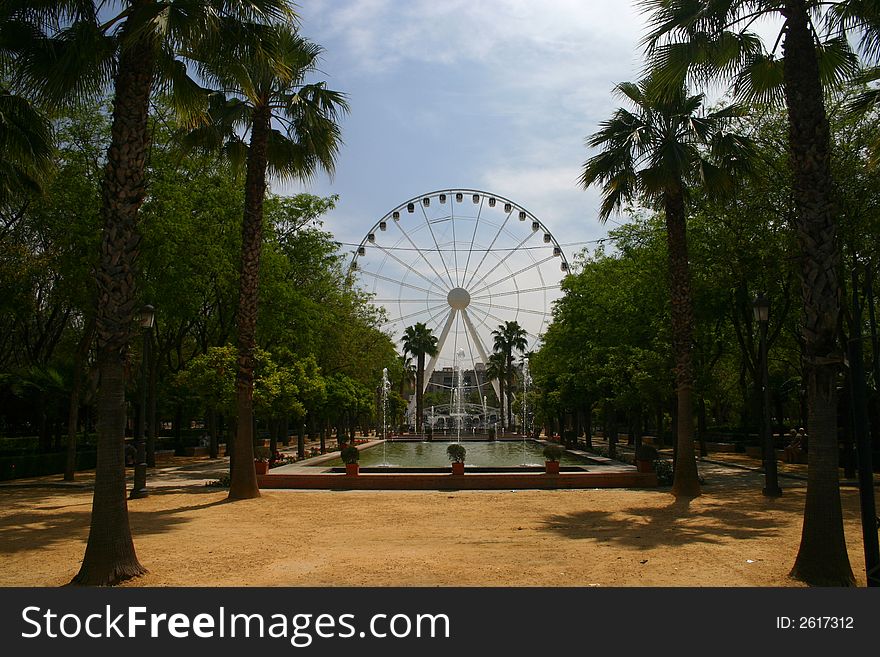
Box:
280;0;650;258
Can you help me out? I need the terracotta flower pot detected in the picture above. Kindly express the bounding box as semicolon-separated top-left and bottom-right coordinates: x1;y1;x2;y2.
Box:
254;460;269;475
545;460;560;475
451;461;465;476
345;462;359;476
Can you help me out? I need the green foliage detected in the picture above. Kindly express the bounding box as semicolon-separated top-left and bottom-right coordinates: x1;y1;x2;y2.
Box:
542;443;564;462
173;346;237;416
446;443;467;463
206;473;231;488
654;459;674;486
340;445;360;464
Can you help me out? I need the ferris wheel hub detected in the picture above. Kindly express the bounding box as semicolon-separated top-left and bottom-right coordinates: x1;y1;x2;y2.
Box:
447;287;471;310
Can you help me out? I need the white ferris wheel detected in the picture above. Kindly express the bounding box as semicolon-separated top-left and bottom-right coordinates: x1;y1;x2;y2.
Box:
349;189;569;419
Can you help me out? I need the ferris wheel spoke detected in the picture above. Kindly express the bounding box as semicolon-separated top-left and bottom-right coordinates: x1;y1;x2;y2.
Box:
373;298;442;304
422;308;457;393
360;269;443;297
461;197;484;287
450;198;462;285
481;308;541;342
395;302;450;324
467;230;540;293
420;202;456;288
469;301;549;317
470;254;556;298
460;314;489;403
370;241;448;295
461;309;502;403
470;283;560;301
392;219;453;294
463;206;514;289
423;302;450;331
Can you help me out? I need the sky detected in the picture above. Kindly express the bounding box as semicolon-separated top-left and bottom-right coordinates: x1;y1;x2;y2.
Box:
282;0;650;258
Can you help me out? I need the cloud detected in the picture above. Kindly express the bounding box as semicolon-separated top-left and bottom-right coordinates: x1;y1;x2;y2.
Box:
292;1;652;250
304;0;644;75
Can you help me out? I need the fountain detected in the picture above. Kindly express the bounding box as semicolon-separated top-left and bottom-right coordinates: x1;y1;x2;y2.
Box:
454;348;465;443
521;357;530;465
380;367;392;466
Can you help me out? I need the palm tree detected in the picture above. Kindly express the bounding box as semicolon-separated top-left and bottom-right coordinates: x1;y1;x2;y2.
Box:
0;89;54;208
397;354;414;397
184;24;348;499
402;322;438;433
492;321;528;431
580;76;753;498
640;0;859;586
6;0;295;585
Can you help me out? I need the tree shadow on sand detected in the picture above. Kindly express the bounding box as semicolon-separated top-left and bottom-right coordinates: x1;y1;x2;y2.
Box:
539;495;794;549
0;488;231;555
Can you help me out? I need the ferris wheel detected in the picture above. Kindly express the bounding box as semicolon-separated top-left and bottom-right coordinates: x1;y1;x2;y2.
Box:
349;189;569;412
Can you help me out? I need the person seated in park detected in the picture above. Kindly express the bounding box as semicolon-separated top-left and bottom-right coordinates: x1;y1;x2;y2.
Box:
784;429;806;464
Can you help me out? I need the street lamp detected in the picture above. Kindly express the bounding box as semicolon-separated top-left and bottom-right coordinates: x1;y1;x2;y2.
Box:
130;304;154;499
752;293;781;497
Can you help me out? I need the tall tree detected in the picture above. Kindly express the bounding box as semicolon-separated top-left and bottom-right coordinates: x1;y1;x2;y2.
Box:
6;0;294;585
580;76;752;498
640;0;859;584
0;89;54;209
402;322;438;432
186;23;348;499
491;321;528;431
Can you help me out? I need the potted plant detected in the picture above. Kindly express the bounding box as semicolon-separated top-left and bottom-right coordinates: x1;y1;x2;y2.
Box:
543;443;564;474
635;444;658;473
341;445;360;476
446;443;467;475
254;446;270;475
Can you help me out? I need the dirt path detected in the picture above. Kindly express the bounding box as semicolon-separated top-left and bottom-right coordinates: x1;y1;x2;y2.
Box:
0;457;869;587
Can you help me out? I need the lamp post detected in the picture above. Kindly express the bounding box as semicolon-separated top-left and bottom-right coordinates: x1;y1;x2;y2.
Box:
753;293;781;497
130;304;154;500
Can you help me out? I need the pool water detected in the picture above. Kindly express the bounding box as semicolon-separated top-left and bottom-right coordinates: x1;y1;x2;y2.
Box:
319;440;592;468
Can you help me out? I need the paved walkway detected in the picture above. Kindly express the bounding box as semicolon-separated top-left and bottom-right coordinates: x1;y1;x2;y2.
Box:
3;437;875;496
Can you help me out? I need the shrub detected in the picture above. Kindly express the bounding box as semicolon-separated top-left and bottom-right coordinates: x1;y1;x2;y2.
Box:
654;459;674;486
542;443;564;462
253;446;271;461
446;443;467;463
206;473;231;488
636;445;658;461
340;445;360;464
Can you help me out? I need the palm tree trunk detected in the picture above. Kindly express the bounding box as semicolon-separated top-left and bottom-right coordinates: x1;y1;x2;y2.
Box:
782;0;854;586
664;188;700;497
72;13;154;582
65;316;95;481
229;102;272;500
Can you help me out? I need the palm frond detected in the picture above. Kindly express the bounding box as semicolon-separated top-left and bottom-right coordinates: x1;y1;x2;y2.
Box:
0;90;54;203
731;51;785;106
154;44;209;129
815;35;860;90
13;19;115;109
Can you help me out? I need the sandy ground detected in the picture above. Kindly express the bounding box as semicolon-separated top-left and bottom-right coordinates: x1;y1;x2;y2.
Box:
0;455;871;587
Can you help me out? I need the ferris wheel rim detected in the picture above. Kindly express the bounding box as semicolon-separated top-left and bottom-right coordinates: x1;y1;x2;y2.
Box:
350;188;570;272
348;187;569;412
